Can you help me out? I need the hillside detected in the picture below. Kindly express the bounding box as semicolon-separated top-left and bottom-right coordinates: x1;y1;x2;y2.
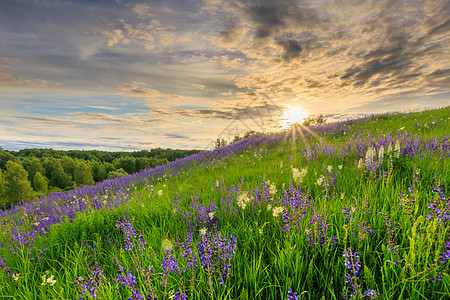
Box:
0;107;449;299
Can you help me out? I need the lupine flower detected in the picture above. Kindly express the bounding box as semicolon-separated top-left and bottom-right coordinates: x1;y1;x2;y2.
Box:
117;217;146;251
287;287;300;300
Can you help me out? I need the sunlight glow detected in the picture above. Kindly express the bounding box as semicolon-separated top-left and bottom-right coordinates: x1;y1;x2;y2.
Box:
280;106;309;129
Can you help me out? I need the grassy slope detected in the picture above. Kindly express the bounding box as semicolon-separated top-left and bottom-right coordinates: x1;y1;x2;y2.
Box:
1;107;449;299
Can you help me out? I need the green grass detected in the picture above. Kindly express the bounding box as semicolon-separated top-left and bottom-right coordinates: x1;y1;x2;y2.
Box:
0;106;449;299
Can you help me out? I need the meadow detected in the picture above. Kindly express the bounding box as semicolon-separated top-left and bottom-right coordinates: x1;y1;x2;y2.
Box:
0;107;449;299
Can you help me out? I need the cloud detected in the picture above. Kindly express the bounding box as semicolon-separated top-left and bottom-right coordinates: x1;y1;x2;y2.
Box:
192;83;206;90
0;0;449;151
116;82;184;106
70;112;127;123
130;3;154;19
0;72;51;87
276;38;302;61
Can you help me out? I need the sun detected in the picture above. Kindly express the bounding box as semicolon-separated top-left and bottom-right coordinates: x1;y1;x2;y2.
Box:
280;106;309;129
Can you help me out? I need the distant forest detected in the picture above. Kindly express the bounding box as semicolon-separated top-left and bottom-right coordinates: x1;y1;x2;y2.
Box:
0;147;201;208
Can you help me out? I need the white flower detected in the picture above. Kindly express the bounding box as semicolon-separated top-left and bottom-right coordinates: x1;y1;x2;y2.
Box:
292;166;308;184
208;212;215;220
158;190;163;196
327;165;332;172
199;228;207;235
47;275;56;286
267;204;272;211
316;175;325;185
387;143;392;154
272;206;284;217
378;145;384;160
365;146;376;160
237;192;252;209
41;271;56;286
269;182;277;195
259;228;263;234
394;140;400;158
399;126;405;131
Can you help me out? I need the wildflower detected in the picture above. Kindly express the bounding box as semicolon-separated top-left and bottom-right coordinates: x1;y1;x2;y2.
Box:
199;228;207;235
259;228;263;234
327;165;333;172
378;145;384;160
267;204;272;211
365;289;379;299
287;287;300;300
208;212;215;220
236;191;252;210
158;190;163;196
394;140;400;158
292;166;308;184
12;272;19;281
316;175;324;185
387;143;392;154
357;159;364;169
46;275;57;286
272;206;284;217
269;182;277;195
365;146;376;160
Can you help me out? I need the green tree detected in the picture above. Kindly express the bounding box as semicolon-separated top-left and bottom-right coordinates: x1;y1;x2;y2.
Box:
60;156;77;179
0;149;18;170
74;161;95;187
33;171;48;193
50;161;72;189
107;168;128;179
41;157;58;179
4;161;32;206
96;164;108;181
23;157;45;182
0;169;5;202
113;156;136;174
215;138;228;148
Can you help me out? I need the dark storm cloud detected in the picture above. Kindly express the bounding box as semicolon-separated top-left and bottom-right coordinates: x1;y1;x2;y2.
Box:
220;0;323;61
276;38;302;61
239;0;320;39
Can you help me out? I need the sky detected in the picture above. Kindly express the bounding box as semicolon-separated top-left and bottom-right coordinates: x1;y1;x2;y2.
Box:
0;0;449;151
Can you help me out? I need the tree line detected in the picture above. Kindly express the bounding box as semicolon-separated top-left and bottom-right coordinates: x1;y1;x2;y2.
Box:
0;147;201;208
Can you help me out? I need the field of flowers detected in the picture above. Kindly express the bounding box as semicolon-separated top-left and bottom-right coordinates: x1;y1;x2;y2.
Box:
0;107;449;299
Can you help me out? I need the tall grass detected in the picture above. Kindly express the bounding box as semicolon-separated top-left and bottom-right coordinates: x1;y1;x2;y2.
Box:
0;107;449;299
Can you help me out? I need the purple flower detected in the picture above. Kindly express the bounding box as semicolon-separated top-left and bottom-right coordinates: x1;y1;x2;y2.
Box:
287;287;300;300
